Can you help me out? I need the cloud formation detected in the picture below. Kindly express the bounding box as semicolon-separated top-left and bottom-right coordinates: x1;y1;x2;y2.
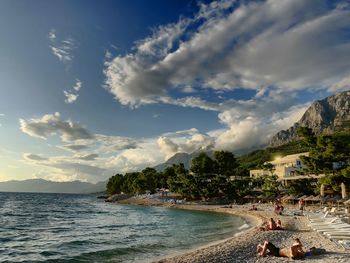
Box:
64;79;82;104
157;129;215;159
75;153;99;161
48;29;76;64
23;153;48;161
23;153;109;182
105;0;350;109
19;112;94;141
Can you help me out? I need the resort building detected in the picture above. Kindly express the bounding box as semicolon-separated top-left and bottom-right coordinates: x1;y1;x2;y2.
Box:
249;169;272;178
249;152;309;179
269;152;309;178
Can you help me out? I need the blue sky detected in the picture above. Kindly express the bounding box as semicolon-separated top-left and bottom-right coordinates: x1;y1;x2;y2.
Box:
1;0;350;183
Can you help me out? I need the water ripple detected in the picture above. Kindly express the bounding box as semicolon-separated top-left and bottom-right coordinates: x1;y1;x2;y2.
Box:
0;192;245;263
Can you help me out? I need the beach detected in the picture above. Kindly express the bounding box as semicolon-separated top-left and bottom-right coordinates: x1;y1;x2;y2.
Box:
118;198;350;263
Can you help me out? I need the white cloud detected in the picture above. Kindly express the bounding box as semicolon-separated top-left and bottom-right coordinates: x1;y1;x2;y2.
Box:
64;91;78;104
73;79;82;91
23;154;109;182
104;0;350;111
157;129;215;159
74;153;99;161
95;134;139;153
19;112;94;141
64;79;82;104
60;144;90;152
214;103;309;151
106;146;161;173
23;153;48;161
329;75;350;92
49;29;76;64
157;137;179;160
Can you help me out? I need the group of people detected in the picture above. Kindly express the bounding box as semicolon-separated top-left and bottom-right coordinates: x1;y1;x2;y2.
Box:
259;217;283;231
255;198;325;259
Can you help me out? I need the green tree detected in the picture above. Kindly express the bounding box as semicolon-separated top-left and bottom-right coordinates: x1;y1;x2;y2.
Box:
319;173;350;192
297;127;316;147
224;178;253;200
262;175;280;197
286;179;314;196
191;152;216;174
213;150;238;176
132;167;158;194
190;152;221;199
106;174;124;195
121;172;139;194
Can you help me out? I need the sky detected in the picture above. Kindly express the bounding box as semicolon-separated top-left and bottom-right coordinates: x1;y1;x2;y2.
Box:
1;0;350;183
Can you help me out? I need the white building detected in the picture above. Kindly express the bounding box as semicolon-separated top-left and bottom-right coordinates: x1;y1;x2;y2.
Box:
269;152;309;178
249;152;309;179
249;169;272;178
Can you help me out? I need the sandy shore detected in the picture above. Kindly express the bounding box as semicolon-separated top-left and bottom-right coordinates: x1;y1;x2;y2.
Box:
116;198;350;263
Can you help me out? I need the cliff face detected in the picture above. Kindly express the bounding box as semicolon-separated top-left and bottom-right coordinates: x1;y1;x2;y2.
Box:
270;90;350;146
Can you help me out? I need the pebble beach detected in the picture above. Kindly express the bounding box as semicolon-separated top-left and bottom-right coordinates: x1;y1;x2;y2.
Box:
155;204;350;263
118;198;350;263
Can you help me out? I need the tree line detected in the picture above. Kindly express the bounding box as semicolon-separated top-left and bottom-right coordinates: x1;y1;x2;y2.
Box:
107;151;256;200
106;128;350;201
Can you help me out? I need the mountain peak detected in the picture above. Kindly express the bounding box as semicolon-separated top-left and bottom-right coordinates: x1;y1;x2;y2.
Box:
270;90;350;146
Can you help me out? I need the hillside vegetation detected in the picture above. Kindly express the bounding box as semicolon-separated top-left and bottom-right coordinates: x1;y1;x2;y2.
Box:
238;131;350;170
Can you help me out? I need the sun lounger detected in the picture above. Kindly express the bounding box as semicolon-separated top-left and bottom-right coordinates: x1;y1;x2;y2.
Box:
308;217;340;226
314;226;348;233
313;224;350;232
328;235;350;240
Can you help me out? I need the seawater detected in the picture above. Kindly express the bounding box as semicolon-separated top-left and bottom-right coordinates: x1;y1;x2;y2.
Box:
0;192;247;263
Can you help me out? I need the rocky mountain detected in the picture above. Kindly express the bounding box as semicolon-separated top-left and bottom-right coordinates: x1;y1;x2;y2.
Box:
154;152;193;171
154;150;215;171
0;179;107;194
270;90;350;146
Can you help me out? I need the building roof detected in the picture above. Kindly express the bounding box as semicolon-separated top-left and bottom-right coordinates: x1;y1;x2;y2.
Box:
270;152;309;165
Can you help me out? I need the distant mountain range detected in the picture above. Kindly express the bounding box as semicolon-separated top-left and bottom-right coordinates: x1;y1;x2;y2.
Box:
0;179;106;194
270;90;350;146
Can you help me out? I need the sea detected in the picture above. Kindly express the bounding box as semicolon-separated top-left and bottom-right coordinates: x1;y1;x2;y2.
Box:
0;192;248;263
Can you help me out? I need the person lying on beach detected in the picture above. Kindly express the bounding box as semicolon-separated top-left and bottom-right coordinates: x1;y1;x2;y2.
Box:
257;239;326;259
259;218;283;231
257;238;305;259
249;205;257;211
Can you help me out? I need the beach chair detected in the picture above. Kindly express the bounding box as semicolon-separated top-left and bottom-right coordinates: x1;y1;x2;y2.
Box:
338;240;350;249
307;207;329;218
308;218;341;228
308;210;332;222
314;224;350;233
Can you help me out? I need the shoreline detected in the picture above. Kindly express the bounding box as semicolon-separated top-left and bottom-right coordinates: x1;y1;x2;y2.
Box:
115;198;350;263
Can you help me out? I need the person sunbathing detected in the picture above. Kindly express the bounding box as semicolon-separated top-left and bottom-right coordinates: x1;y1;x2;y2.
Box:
276;219;283;230
249;204;257;211
257;238;305;259
259;218;282;231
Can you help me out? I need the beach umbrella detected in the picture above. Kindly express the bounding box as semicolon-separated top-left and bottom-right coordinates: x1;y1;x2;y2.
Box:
284;195;297;204
298;195;308;200
312;195;322;202
341;183;347;199
280;195;290;202
304;195;315;201
288;195;298;200
320;184;325;197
